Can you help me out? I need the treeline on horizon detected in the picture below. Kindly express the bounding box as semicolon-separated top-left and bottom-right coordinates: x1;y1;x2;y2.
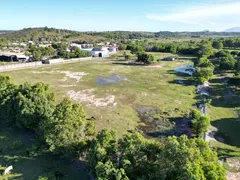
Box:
1;27;240;42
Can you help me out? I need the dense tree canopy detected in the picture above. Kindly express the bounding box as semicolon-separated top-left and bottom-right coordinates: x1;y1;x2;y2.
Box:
28;45;56;61
87;130;226;180
0;75;94;156
0;81;55;131
212;40;223;49
44;98;95;155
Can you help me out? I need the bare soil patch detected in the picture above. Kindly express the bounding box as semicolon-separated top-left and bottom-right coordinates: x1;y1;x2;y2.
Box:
32;70;88;83
227;171;240;180
146;65;163;68
227;158;240;171
67;89;116;107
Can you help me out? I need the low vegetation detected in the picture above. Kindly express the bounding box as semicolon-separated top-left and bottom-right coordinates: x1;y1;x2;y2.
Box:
0;74;225;179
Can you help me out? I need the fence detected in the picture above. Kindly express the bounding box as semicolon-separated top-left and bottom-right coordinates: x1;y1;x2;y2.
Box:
0;57;93;72
0;62;43;72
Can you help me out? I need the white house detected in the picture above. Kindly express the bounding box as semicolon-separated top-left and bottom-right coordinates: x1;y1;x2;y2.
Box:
91;47;109;57
70;43;82;49
108;47;118;53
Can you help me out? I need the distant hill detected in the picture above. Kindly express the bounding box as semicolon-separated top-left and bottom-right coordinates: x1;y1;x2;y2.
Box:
0;27;107;43
0;30;11;34
0;27;157;43
224;27;240;32
1;27;240;43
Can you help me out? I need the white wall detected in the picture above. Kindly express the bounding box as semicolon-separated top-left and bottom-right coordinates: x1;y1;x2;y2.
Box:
0;62;42;72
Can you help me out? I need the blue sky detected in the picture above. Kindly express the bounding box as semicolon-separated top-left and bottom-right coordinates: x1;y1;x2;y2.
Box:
1;0;240;31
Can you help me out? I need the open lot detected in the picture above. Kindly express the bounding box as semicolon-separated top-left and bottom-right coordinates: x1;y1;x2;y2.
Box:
3;52;196;137
0;52;198;179
1;52;240;178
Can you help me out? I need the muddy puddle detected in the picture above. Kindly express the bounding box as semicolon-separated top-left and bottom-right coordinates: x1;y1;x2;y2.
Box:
135;106;191;138
96;74;137;86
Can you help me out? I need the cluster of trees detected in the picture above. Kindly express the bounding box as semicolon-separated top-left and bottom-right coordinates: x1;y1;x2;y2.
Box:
58;47;92;59
25;43;92;61
0;38;8;49
87;130;226;180
145;40;214;58
26;45;56;61
211;50;240;71
95;31;154;40
52;42;92;59
126;43;156;65
0;75;95;156
219;38;240;49
125;39;240;83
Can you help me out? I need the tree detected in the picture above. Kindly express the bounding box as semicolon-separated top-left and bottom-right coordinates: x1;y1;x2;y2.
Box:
87;130;226;180
118;44;127;51
166;44;177;53
0;81;55;131
0;75;18;127
161;136;226;180
127;44;144;54
214;50;228;58
95;161;129;180
44;98;95;155
235;60;240;73
190;109;210;137
218;55;236;70
136;52;155;65
196;42;213;57
124;54;130;61
212;41;223;49
195;57;214;68
87;129;117;169
195;67;214;83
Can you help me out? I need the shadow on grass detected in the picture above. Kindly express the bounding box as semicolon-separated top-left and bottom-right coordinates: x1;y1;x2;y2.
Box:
212;118;240;148
168;79;195;86
146;117;191;138
112;62;145;66
135;106;192;138
178;57;197;61
0;128;89;180
166;70;192;77
209;83;240;108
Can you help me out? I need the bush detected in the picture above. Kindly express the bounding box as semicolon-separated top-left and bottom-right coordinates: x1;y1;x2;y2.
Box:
136;52;155;64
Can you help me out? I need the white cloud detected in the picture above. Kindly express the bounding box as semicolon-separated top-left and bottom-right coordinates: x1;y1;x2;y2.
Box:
147;2;240;24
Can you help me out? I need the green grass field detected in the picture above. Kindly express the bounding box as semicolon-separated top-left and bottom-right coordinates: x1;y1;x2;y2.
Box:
1;51;240;178
3;52;196;136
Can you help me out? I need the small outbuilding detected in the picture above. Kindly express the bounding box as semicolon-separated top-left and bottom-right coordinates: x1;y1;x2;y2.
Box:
0;53;30;62
92;48;109;57
163;56;178;61
0;55;18;62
